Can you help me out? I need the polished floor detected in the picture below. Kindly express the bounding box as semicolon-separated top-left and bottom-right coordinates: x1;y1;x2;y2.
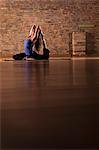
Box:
0;59;99;149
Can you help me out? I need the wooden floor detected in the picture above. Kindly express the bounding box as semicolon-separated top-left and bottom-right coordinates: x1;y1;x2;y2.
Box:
0;60;99;149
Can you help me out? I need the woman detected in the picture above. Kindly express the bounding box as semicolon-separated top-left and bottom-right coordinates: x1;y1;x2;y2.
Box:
13;25;49;60
24;25;50;60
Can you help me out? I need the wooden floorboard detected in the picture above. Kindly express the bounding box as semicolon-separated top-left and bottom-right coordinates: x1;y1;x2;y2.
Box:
0;60;99;149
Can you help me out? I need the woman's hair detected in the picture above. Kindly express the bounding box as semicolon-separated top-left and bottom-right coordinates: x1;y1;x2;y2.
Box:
35;30;44;53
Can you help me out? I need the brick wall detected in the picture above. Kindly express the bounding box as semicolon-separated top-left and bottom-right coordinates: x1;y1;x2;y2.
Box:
0;0;99;57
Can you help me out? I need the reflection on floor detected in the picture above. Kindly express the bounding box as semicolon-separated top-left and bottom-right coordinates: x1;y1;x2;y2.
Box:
1;60;99;149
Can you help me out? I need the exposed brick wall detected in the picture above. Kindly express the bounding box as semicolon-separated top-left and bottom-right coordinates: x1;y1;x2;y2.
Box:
0;0;99;57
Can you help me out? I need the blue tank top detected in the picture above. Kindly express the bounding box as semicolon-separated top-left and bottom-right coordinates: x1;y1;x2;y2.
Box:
24;39;33;56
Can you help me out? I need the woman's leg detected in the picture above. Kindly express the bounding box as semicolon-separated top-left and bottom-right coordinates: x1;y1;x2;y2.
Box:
13;53;26;60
